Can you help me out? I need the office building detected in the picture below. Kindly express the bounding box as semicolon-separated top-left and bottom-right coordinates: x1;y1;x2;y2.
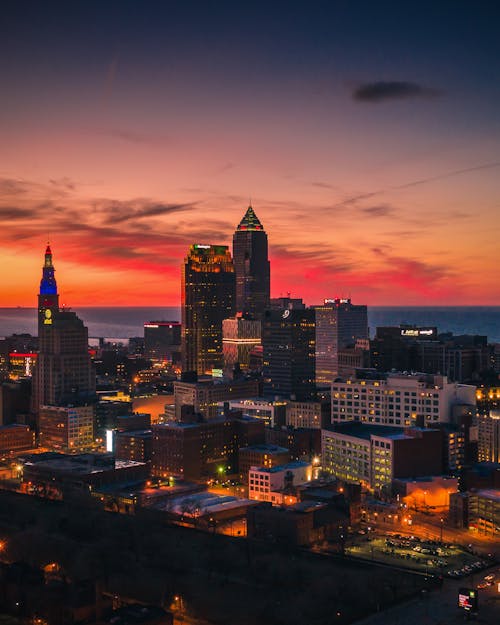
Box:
314;298;368;385
174;377;259;420
39;404;94;452
0;424;35;455
477;410;500;463
286;399;331;429
331;371;476;428
181;244;235;375
322;422;443;491
238;444;290;480
262;307;316;401
233;205;270;317
266;426;322;462
151;413;265;481
144;321;181;362
222;315;261;376
115;429;152;463
32;245;95;415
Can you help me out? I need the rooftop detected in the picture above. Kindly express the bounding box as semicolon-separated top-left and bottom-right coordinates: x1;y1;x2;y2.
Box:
250;460;311;473
239;444;289;454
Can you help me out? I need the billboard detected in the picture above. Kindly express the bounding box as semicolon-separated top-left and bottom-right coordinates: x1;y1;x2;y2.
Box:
400;327;437;339
458;588;478;612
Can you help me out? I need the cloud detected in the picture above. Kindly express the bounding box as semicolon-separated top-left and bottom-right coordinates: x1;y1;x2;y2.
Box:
360;204;395;218
103;200;197;224
353;81;441;102
395;161;500;189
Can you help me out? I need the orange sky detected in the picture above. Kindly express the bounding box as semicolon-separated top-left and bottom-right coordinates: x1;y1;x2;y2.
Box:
1;3;499;307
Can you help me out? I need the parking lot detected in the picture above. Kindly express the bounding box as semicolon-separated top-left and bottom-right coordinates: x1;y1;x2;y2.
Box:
346;533;492;578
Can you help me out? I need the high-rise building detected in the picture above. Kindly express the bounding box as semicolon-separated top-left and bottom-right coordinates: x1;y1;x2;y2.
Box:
233;205;270;317
314;298;368;385
222;315;261;376
144;320;181;362
262;307;316;401
181;244;236;375
477;410;500;463
32;245;95;415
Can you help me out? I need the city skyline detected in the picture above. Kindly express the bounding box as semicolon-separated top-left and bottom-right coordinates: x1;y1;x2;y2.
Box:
1;2;499;307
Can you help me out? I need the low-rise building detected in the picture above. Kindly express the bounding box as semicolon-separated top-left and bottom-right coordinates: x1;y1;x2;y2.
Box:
151;413;264;481
174;377;260;420
39;404;94;452
115;429;152;463
248;460;312;504
238;444;290;481
20;452;148;500
218;397;287;427
0;424;35;456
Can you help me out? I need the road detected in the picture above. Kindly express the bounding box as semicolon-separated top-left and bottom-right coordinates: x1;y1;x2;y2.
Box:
353;565;500;625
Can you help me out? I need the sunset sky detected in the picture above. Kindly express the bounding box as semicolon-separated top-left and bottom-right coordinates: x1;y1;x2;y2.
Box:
1;1;499;307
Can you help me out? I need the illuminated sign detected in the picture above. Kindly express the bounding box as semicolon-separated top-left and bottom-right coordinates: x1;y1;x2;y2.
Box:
144;324;159;328
282;309;291;319
458;588;478;612
106;429;114;453
44;309;53;325
400;327;436;338
195;244;211;249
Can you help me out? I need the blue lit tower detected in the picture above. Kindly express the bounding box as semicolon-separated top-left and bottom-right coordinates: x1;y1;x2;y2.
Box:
32;244;95;416
38;243;59;334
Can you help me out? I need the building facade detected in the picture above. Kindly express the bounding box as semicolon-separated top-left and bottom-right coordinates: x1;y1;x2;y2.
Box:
248;461;312;504
331;372;476;428
151;414;265;480
286;400;331;429
262;307;316;401
39;404;94;452
477;410;500;463
322;423;443;491
222;315;261;376
144;321;181;362
173;377;260;420
232;205;270;318
181;244;236;375
314;298;368;385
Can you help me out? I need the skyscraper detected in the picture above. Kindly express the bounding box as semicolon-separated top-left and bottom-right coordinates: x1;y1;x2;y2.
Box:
233;205;270;317
262;307;316;401
32;245;95;415
181;244;236;376
314;298;368;385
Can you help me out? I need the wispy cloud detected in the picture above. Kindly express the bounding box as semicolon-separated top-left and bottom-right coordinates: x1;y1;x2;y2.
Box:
353;81;441;102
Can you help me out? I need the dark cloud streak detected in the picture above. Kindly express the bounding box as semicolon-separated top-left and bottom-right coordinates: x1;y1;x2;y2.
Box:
353;81;441;102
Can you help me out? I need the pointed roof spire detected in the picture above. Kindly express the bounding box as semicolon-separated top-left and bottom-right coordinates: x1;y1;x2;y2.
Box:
237;204;264;231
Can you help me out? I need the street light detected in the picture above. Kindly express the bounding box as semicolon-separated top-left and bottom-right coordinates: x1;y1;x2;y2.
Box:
440;517;444;543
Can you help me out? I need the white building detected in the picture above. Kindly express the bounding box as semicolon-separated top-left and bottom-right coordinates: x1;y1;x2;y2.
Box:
248;460;312;504
331;373;475;428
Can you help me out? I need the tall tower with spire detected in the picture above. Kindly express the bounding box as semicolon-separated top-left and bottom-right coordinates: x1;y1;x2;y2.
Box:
32;244;95;421
232;205;270;318
37;243;59;335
